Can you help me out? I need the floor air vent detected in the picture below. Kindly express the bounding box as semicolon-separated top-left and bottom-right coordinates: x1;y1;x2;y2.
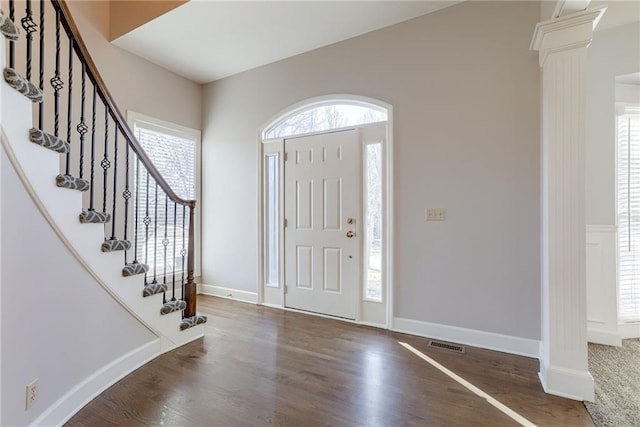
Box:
428;340;465;353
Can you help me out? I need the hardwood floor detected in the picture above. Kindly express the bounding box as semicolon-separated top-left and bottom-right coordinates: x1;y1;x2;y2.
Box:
66;296;594;426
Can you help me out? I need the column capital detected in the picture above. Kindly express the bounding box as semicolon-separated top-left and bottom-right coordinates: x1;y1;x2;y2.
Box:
530;6;606;66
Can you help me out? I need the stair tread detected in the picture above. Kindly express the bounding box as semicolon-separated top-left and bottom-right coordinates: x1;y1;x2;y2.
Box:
160;300;187;315
29;128;69;154
180;314;208;331
101;239;131;252
3;67;43;103
0;10;20;41
143;283;167;297
80;210;111;224
122;262;149;277
56;174;90;192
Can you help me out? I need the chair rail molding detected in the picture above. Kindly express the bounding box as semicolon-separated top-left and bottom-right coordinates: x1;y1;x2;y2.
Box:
531;6;606;402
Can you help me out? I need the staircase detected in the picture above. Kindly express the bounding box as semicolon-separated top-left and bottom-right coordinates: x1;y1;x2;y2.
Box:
1;0;206;351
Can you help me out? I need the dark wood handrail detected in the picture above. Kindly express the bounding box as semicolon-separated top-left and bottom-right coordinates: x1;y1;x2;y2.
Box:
52;0;196;209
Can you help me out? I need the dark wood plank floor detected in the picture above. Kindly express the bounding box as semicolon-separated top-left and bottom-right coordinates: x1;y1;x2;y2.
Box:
67;296;593;426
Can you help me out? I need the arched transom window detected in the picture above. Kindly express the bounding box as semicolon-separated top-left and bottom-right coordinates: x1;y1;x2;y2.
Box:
263;101;387;139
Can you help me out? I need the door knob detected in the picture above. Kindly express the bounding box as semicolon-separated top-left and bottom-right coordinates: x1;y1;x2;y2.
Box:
346;231;355;238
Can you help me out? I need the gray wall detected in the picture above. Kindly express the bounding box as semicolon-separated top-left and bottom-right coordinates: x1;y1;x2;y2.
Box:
201;1;541;340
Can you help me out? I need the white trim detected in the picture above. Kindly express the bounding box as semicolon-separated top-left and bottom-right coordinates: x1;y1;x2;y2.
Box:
30;340;161;427
198;284;259;304
126;110;203;279
587;328;622;346
618;322;640;339
530;6;606;66
392;317;540;359
538;358;595;402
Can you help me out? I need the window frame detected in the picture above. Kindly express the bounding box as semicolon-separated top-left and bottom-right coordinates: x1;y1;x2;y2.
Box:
263;99;388;140
127;111;203;280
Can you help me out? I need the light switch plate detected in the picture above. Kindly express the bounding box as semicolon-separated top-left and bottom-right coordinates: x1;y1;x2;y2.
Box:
426;208;446;221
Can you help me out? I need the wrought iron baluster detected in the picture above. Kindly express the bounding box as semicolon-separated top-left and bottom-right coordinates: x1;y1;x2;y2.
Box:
77;64;87;178
21;0;37;81
181;205;186;298
162;194;169;300
38;0;44;129
123;140;131;264
133;157;140;263
110;130;119;240
144;170;150;283
50;8;62;137
89;84;97;210
152;181;159;285
102;106;111;213
9;0;15;68
65;37;73;176
172;202;177;302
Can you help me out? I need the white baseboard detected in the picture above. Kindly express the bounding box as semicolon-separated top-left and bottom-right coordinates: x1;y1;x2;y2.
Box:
539;358;595;402
587;325;622;346
197;284;258;304
619;322;640;339
31;339;161;426
392;317;540;359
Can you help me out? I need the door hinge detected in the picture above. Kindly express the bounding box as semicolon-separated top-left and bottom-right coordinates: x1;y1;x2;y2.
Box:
284;152;288;161
284;284;288;294
284;218;288;228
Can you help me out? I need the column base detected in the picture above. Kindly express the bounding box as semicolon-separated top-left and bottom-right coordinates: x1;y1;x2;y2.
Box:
539;358;595;401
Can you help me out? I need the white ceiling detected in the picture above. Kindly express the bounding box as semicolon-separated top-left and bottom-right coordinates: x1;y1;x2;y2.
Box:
113;0;640;85
591;0;640;31
112;1;460;84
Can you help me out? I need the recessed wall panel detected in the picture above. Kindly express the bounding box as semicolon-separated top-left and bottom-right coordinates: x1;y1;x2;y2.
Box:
296;246;313;289
323;178;342;230
296;180;313;229
323;247;342;293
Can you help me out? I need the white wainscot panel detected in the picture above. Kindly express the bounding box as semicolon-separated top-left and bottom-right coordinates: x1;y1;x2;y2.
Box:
586;225;621;346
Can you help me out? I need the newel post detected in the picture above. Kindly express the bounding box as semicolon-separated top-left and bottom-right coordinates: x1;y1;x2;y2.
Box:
184;201;197;317
531;6;606;401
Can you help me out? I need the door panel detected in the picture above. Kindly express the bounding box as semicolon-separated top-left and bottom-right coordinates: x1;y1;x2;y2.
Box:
284;129;359;319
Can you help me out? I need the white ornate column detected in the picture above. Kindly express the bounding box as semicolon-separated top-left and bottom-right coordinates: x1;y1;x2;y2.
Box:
531;6;606;401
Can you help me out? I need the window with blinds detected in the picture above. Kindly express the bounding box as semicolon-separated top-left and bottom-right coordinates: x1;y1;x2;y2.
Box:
133;119;197;279
617;107;640;322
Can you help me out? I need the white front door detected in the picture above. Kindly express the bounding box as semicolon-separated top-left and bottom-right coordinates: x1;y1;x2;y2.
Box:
284;129;359;319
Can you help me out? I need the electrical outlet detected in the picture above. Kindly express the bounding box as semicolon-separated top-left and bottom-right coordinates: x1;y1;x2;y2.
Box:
426;208;446;221
25;379;38;410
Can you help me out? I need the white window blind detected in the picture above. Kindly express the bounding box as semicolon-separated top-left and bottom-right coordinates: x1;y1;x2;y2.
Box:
617;108;640;322
133;123;197;278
